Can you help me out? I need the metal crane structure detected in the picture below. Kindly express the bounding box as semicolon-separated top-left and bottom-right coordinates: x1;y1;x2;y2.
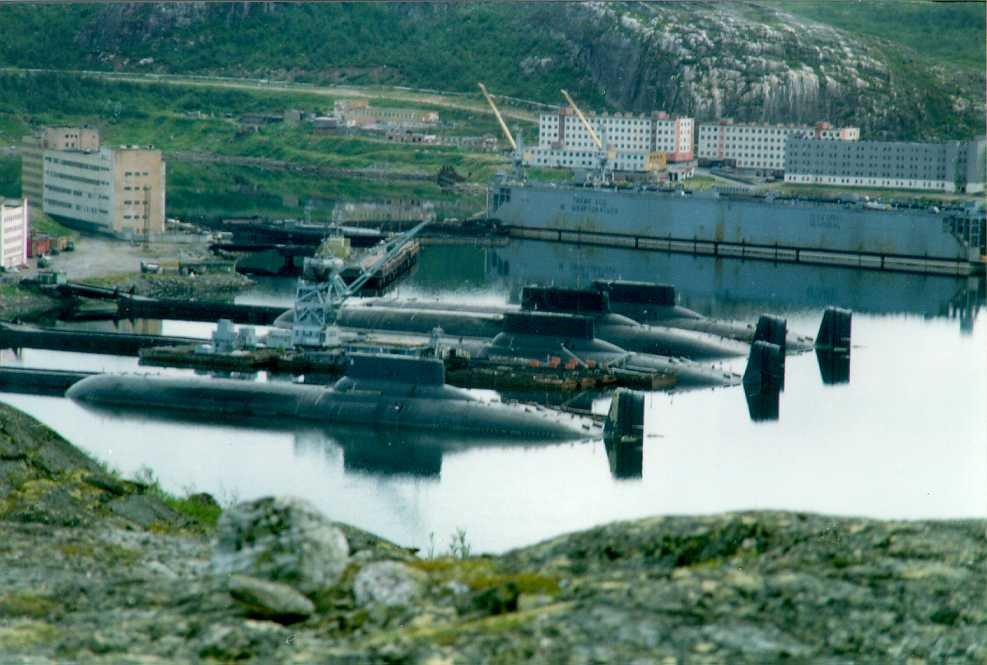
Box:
478;82;525;180
291;220;430;347
561;89;615;183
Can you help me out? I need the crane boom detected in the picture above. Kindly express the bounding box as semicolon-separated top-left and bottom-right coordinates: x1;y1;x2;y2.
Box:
342;220;429;298
478;82;518;152
561;89;603;151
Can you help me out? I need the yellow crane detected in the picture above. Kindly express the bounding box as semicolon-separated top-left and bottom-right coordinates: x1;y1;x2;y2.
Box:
560;89;615;181
478;82;524;178
478;82;517;153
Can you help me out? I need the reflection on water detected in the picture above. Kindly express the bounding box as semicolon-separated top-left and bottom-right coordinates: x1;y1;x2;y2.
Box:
1;240;985;552
483;240;985;330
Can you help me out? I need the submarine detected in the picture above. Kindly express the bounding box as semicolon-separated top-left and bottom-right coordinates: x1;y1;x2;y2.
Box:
273;285;748;361
67;353;637;441
476;311;742;389
591;280;816;352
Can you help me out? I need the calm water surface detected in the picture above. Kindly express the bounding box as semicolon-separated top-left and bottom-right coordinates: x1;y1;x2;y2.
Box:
2;241;984;553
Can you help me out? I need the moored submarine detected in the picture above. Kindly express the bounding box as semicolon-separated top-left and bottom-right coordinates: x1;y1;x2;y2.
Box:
67;353;636;441
478;311;742;390
591;280;816;352
274;285;748;361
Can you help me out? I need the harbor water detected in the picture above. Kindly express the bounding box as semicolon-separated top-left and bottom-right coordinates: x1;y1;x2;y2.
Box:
1;240;984;553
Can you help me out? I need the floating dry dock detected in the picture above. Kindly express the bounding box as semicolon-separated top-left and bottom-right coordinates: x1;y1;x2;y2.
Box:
489;182;986;275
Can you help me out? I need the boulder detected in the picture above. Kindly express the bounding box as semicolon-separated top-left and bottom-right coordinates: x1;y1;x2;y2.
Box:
353;561;427;609
213;496;349;595
228;574;315;624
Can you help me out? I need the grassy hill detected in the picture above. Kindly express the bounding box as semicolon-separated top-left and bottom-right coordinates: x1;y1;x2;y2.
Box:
0;2;981;139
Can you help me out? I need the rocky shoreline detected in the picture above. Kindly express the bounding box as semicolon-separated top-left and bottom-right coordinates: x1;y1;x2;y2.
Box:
0;401;983;663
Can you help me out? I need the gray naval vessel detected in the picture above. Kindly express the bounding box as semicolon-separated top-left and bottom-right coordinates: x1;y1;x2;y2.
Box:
476;310;743;389
67;353;641;441
487;180;986;275
313;282;813;355
274;285;752;360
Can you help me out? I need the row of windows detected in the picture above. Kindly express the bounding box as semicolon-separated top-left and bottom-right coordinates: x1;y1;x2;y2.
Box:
786;175;948;189
44;156;110;172
124;171;151;177
45;171;109;187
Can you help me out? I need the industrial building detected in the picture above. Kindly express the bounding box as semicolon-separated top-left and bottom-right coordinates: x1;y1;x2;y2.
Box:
41;145;166;236
784;137;987;193
697;121;859;173
334;99;439;130
20;127;101;207
531;109;694;175
0;198;29;270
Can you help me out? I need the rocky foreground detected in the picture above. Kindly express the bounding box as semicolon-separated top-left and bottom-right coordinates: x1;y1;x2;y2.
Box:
0;402;984;663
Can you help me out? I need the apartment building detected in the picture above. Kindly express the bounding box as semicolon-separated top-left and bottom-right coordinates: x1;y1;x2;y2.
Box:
531;109;694;174
0;198;29;270
697;121;859;173
42;146;166;235
20;127;101;206
784;137;986;193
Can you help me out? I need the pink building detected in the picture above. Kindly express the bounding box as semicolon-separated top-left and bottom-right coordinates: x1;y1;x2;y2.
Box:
1;198;29;270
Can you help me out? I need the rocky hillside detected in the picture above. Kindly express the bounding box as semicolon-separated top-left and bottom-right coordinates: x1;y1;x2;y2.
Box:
0;2;982;141
0;402;985;662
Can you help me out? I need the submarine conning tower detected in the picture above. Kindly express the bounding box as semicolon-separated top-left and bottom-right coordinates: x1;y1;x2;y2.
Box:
591;280;703;320
521;286;610;316
501;311;596;339
335;352;471;399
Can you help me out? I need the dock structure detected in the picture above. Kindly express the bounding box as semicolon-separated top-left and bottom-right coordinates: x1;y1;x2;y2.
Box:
116;295;285;326
0;322;202;357
0;367;94;396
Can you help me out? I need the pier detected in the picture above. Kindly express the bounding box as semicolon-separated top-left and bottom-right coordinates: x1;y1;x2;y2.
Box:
116;295;285;326
0;322;202;357
0;367;94;396
507;227;983;276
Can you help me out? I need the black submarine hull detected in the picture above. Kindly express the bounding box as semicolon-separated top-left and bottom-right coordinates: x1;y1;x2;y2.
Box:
66;374;601;441
309;303;746;361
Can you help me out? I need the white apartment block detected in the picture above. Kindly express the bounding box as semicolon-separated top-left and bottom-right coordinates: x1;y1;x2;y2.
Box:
697;121;860;172
531;110;694;173
42;146;165;236
0;198;29;270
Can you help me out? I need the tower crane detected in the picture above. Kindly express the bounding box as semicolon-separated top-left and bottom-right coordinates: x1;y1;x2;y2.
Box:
561;89;615;183
478;82;525;179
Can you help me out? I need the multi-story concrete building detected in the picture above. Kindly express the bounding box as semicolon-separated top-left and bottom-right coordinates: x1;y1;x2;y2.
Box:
20;127;101;207
784;137;986;193
531;109;694;175
697;121;859;173
0;198;29;270
42;146;166;235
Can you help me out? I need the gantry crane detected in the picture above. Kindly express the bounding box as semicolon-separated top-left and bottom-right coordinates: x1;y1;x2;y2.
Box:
561;89;615;183
478;82;525;179
291;220;430;347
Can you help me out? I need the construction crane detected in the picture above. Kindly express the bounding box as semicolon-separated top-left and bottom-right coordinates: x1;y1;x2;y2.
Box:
291;220;429;347
561;89;615;183
478;82;524;179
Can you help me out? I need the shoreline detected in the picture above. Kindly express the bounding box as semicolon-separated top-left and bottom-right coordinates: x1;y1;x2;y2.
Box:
0;400;983;662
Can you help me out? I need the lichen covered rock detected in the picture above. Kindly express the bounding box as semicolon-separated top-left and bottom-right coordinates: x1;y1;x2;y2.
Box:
354;561;427;609
228;574;315;624
214;496;350;594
